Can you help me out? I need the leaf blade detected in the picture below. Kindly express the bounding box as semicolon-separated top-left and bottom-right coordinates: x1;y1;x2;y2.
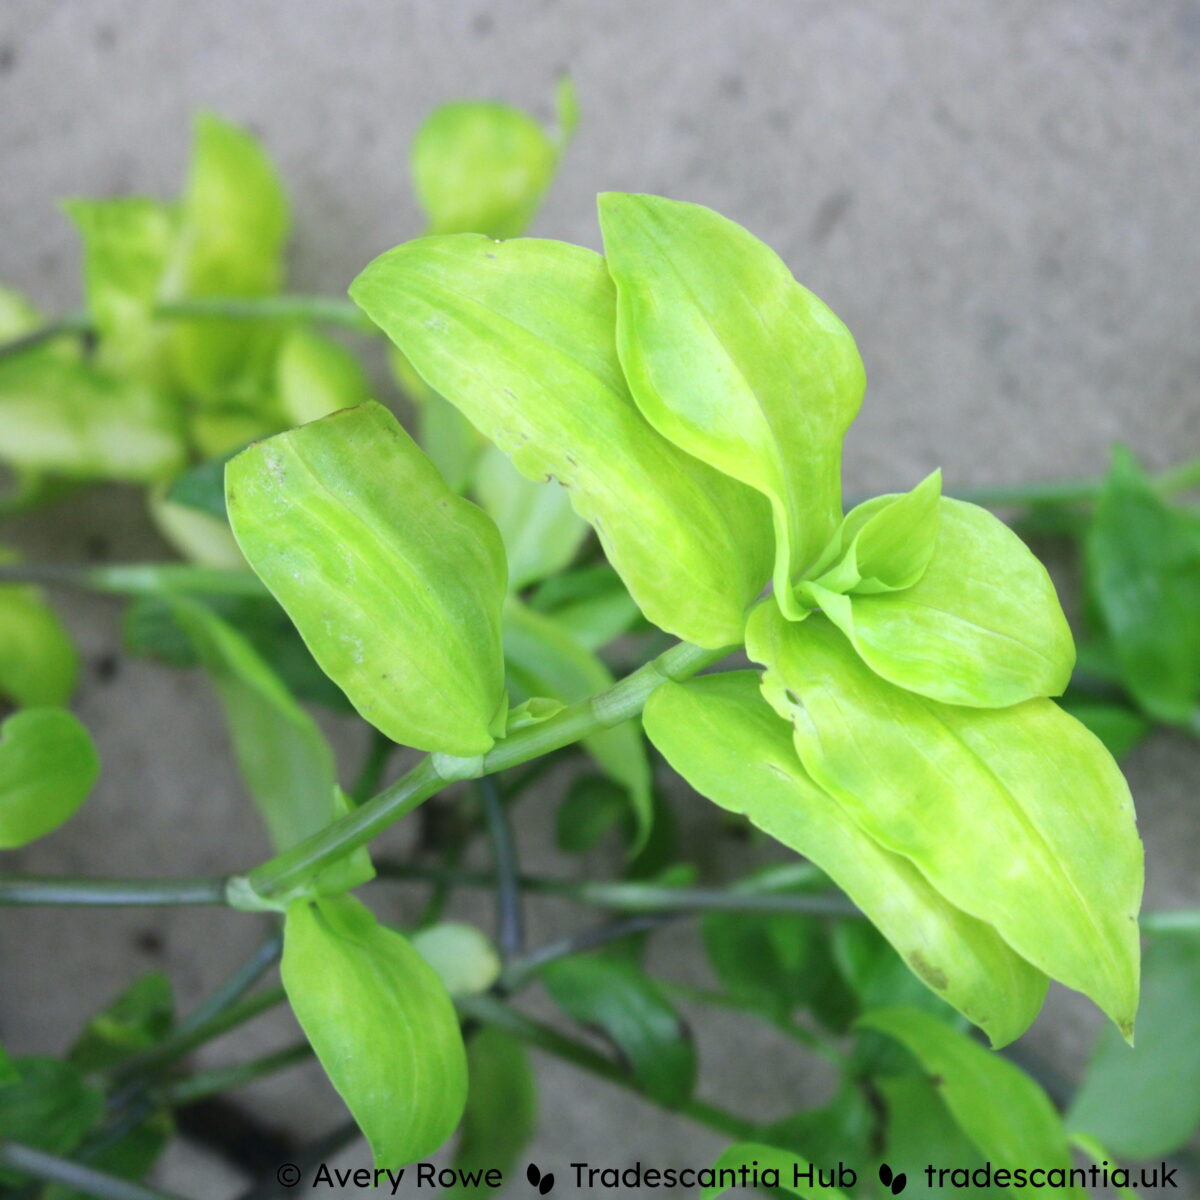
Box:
226;402;508;755
644;672;1047;1045
282;895;468;1167
599;192;864;607
747;608;1142;1036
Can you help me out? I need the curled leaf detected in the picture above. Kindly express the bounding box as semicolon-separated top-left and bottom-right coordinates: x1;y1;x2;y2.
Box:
226;402;507;755
805;497;1074;707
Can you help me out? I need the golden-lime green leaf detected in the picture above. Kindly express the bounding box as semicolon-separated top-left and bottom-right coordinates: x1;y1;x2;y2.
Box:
275;326;373;427
412;100;559;239
168;112;290;398
0;709;99;849
226;401;507;755
350;235;771;648
282;895;467;1167
747;607;1142;1037
644;672;1046;1046
598;193;864;613
0;561;78;708
808;497;1075;707
0;354;184;483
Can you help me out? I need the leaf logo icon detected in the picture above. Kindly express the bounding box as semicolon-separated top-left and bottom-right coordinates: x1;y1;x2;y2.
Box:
526;1163;555;1194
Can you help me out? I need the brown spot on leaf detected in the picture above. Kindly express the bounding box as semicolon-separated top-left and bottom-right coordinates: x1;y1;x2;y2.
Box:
909;951;948;991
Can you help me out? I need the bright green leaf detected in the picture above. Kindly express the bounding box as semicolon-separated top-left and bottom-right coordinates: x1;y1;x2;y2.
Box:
541;954;696;1108
474;445;588;589
504;598;652;843
0;564;78;707
860;1007;1074;1175
0;708;99;849
644;672;1046;1046
411;923;501;998
599;192;864;613
276;325;373;427
1087;446;1200;724
749;608;1141;1037
703;1142;849;1200
226;401;508;755
0;1059;104;1184
350;235;771;648
68;973;174;1073
443;1028;537;1200
806;497;1075;707
168;111;290;398
0;353;184;482
169;596;372;895
412;100;559;238
62;196;177;373
1069;932;1200;1158
804;470;942;596
281;894;468;1167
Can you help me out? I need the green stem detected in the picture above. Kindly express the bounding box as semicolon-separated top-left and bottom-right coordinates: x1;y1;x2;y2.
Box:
156;295;372;331
945;454;1200;509
374;860;860;916
0;312;91;362
0;296;373;363
113;986;287;1083
458;994;759;1142
0;876;225;906
0;1142;187;1200
160;1041;311;1107
0;562;266;598
1140;908;1200;934
242;640;730;902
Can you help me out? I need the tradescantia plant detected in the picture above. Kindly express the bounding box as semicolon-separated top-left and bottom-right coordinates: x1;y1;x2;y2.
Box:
2;99;1197;1200
342;192;1141;1049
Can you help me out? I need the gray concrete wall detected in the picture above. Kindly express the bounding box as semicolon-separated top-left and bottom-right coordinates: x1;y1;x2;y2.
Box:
1;2;1198;1197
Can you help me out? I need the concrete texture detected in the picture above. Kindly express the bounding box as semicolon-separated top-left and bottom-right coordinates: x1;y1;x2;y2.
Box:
1;1;1198;1196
